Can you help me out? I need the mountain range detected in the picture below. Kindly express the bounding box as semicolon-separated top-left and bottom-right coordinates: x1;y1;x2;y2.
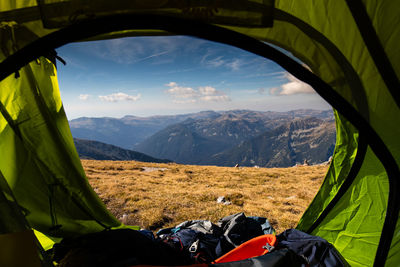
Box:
203;117;335;167
69;111;221;149
73;138;171;163
70;109;336;167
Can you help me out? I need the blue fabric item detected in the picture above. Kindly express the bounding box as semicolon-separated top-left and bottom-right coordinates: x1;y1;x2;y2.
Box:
157;213;276;263
156;227;182;237
276;229;349;267
172;227;181;234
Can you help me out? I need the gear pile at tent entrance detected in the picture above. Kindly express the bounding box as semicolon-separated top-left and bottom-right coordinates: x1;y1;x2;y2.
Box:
1;1;400;267
50;213;348;266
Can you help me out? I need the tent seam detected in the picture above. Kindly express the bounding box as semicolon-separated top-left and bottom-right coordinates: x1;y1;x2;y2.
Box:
345;0;400;110
0;15;398;266
305;133;368;234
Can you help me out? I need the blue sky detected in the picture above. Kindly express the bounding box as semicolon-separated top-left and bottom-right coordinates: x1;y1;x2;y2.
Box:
55;36;330;119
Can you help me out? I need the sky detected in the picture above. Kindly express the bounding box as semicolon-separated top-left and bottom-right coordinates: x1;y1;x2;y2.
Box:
55;36;331;119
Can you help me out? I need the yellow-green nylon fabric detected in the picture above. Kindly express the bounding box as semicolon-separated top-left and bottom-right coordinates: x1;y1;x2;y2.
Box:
312;148;389;267
0;58;121;238
220;5;390;265
0;0;399;266
225;1;398;265
296;112;359;229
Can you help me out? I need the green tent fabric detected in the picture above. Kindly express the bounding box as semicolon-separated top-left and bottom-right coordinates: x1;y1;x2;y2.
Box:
0;1;399;266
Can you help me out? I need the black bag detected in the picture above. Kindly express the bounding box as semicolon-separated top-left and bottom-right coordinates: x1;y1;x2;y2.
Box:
160;228;220;263
157;213;275;263
51;229;192;267
216;213;267;256
276;229;350;267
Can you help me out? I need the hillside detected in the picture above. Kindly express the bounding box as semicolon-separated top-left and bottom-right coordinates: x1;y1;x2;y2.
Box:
69;111;220;149
136;116;335;167
132;124;228;164
204;118;336;167
74;138;172;163
70;109;335;167
83;159;328;234
133;111;278;164
69;109;333;150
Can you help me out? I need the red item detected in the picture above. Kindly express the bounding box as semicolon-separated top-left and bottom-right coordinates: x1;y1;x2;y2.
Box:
213;234;277;263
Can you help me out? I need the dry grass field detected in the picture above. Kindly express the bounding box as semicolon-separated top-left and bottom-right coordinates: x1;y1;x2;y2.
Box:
83;160;328;234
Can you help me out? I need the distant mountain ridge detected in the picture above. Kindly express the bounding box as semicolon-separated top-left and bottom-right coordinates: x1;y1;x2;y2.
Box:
69;111;220;149
133;111;280;164
203;117;336;167
133;110;335;166
70;109;333;150
70;109;335;167
73;138;172;163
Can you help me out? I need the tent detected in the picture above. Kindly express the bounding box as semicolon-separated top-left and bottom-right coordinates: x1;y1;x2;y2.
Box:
0;1;399;266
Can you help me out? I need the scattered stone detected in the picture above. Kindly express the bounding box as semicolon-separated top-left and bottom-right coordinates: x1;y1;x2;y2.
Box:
217;196;226;203
217;196;232;205
141;167;169;172
120;214;128;224
285;196;296;200
321;156;333;165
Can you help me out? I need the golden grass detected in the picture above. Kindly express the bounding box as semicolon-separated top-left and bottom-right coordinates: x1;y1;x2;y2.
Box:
83;160;328;234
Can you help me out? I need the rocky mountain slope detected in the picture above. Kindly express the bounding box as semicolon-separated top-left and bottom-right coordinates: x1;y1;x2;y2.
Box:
69;111;220;149
133;111;335;166
203;117;336;167
133;111;279;164
73;138;172;163
70;109;335;167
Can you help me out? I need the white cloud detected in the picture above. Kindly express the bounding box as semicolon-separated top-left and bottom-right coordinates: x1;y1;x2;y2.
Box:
166;82;177;87
244;71;286;78
86;36;208;65
165;82;230;103
86;37;181;64
135;50;169;63
165;83;198;99
269;87;280;95
198;86;218;96
201;51;243;71
226;59;241;71
172;99;197;104
200;95;230;102
239;89;259;94
205;57;242;71
98;92;141;102
79;94;90;101
206;56;225;68
270;73;315;95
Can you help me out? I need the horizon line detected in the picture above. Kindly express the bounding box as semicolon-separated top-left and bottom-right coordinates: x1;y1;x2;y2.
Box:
67;108;333;120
